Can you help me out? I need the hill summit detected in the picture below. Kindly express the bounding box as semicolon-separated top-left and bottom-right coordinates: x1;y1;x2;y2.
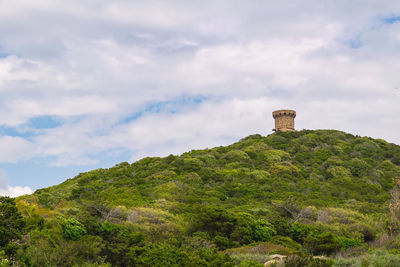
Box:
4;129;400;266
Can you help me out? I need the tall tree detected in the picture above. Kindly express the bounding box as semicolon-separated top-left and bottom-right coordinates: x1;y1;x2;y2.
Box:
0;197;25;247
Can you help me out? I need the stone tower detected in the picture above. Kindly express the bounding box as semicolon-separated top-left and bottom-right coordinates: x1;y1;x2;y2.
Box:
272;109;296;132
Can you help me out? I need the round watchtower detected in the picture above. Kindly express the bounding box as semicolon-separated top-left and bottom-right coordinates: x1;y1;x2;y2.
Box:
272;109;296;132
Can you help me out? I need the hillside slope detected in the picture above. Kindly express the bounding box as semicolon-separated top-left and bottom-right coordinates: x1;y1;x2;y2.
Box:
35;130;400;211
4;129;400;266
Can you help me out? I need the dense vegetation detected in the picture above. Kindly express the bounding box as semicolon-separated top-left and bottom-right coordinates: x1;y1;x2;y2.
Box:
2;129;400;266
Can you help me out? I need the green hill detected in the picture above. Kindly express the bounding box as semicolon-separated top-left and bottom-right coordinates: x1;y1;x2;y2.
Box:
2;129;400;266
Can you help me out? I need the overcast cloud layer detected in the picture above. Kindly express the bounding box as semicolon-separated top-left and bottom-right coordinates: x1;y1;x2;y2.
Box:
1;0;400;195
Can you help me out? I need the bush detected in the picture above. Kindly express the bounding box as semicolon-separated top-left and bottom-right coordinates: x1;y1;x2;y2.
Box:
289;222;319;243
302;231;361;256
304;232;341;255
62;218;87;241
182;158;204;172
99;221;147;266
252;219;277;242
213;236;231;250
269;215;291;236
326;167;351;179
336;236;362;250
19;230;105;267
345;158;370;177
223;150;251;163
136;243;234;266
191;207;276;249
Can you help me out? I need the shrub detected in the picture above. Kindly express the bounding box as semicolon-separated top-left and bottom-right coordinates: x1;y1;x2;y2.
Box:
269;215;291;236
302;231;361;256
336;236;362;249
304;232;341;255
326;166;351;179
191;207;276;248
136;243;234;266
252;219;277;242
62;218;87;241
345;158;370;177
289;222;319;243
214;236;230;250
223;150;251;163
250;170;271;184
182;158;204;172
19;230;105;267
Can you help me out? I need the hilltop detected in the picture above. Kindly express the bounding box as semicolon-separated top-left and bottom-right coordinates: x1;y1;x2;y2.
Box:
2;129;400;266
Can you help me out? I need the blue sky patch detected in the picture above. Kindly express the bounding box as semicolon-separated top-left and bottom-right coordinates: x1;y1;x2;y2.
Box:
381;15;400;25
122;95;208;124
0;116;62;139
28;115;62;129
1;149;133;190
0;126;23;137
343;14;400;49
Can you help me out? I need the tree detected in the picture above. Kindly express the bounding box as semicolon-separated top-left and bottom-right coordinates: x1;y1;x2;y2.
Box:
0;197;25;248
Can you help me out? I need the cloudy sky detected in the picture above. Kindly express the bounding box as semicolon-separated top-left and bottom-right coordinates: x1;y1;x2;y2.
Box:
1;0;400;196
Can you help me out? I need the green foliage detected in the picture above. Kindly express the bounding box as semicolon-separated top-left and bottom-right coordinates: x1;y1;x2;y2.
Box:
345;158;370;177
35;129;400;215
295;229;362;256
326;166;351;179
0;197;24;249
336;236;362;249
191;206;276;249
304;232;342;255
269;215;291;236
4;129;400;265
0;251;10;267
20;229;105;267
135;243;234;266
252;219;277;242
62;218;87;241
99;221;147;266
182;157;204;172
224;150;251;163
289;222;319;243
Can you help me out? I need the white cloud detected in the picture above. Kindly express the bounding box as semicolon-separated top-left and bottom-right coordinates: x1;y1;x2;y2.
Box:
0;136;35;163
0;0;400;188
27;97;287;164
0;169;33;197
